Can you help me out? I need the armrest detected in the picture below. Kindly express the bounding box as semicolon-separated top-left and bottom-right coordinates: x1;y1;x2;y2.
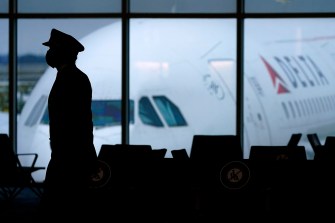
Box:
16;153;39;168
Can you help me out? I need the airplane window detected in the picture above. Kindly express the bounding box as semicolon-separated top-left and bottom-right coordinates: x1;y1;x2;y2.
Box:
25;95;48;127
153;96;187;127
40;100;134;127
139;97;164;127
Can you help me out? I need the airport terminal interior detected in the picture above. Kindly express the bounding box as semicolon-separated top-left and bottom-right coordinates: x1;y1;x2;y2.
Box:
2;0;335;221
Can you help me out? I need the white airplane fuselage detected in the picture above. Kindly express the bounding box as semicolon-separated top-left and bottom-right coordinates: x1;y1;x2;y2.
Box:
16;20;335;182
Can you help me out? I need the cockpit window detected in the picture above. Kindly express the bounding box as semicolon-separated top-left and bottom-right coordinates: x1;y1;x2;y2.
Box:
139;97;164;127
25;95;48;127
40;100;134;127
153;96;187;127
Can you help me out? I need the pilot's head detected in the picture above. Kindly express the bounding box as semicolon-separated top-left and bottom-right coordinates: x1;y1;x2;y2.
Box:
43;28;84;68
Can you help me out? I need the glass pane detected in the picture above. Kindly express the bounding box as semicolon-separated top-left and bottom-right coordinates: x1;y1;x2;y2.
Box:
244;18;335;160
17;19;121;182
130;19;237;157
130;0;236;13
153;95;188;127
245;0;335;13
139;97;164;127
92;100;134;126
41;100;134;126
0;19;8;134
0;0;8;13
18;0;121;13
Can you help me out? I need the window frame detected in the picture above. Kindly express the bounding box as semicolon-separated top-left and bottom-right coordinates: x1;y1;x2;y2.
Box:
2;0;335;154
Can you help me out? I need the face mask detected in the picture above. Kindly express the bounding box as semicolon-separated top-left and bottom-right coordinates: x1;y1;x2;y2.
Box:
45;48;61;68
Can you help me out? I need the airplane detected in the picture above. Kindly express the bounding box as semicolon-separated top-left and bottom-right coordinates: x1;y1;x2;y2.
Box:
13;18;335;183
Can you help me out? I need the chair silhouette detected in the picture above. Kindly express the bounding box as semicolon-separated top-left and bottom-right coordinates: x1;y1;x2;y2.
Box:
98;144;125;163
116;144;153;160
190;135;243;162
0;133;45;200
171;148;189;160
151;148;167;159
98;144;153;161
324;136;335;147
320;136;335;160
98;144;153;187
287;133;302;147
249;145;307;160
306;134;335;160
307;133;323;160
189;135;243;215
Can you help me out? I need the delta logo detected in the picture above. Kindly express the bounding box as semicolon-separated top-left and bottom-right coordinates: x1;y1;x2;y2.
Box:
260;56;290;94
259;54;328;95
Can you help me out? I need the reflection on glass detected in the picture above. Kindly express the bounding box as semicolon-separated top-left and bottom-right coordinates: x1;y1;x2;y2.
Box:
130;0;236;13
244;18;335;160
130;19;236;156
0;19;8;134
18;0;121;13
245;0;335;13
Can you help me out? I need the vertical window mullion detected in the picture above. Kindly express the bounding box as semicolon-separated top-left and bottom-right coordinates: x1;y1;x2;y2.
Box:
9;0;17;152
121;0;130;144
237;0;244;155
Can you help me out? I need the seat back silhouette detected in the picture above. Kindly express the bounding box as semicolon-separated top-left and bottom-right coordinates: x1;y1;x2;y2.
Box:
287;133;302;147
190;135;243;162
250;133;306;161
306;134;335;160
189;135;243;214
0;133;45;200
98;144;153;188
249;145;307;160
151;148;167;159
98;144;153;161
307;133;322;150
320;136;335;160
171;148;189;160
307;133;323;160
116;144;153;160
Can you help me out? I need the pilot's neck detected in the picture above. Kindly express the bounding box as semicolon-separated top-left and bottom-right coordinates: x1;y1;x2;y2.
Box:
56;63;75;72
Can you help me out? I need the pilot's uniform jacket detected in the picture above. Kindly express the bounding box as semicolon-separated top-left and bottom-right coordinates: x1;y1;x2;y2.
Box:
42;65;98;215
45;64;97;186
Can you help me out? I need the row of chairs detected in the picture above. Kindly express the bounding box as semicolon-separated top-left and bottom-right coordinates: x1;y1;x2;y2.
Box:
171;133;334;161
171;133;306;161
171;135;243;161
94;134;334;217
249;133;307;160
98;144;167;161
1;132;333;200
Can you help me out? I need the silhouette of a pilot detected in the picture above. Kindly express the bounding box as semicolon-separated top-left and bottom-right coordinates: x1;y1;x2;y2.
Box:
39;28;98;217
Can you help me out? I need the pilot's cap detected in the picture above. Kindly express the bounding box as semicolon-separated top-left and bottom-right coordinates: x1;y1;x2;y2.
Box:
43;28;84;52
